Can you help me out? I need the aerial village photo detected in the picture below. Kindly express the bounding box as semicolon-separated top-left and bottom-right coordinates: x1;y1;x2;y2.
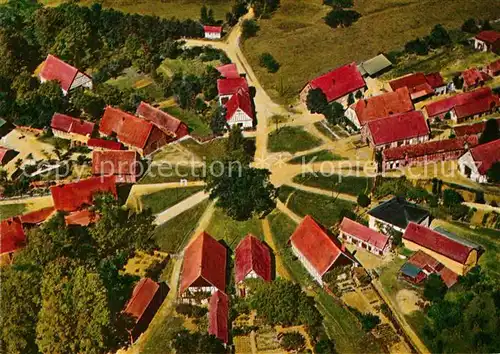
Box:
1;0;500;353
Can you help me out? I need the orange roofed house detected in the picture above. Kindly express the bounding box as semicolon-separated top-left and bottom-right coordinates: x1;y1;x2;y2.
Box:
0;217;26;264
39;54;92;96
99;106;169;156
50;113;95;143
92;150;138;183
208;291;229;345
473;31;500;54
461;68;491;91
180;232;227;300
235;235;272;296
136;102;189;142
458;138;500;183
290;215;356;286
389;72;447;102
50;175;117;212
124;278;169;342
300;62;367;107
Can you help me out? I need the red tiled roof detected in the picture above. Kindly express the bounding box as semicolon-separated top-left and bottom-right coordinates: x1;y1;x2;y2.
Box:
87;138;123;150
462;68;491;89
290;215;350;277
217;63;240;79
425;72;445;88
367;111;429;146
234;234;272;283
225;89;254;122
389;72;445;100
208;291;229;344
309;62;366;102
408;250;442;272
204;25;222;33
124;278;160;322
390;73;428;91
425;87;498;118
0;217;25;255
454;120;500;137
352;87;414;126
92;150;138;183
438;267;459;288
50;175;117;212
486;59;500;74
475;30;500;44
339;217;389;250
383;136;478;161
51;113;94;136
136;102;185;137
19;207;55;225
454;94;499;119
39;54;79;92
403;223;473;264
469;138;500;175
217;77;249;96
180;232;227;294
99;106;154;149
64;209;100;226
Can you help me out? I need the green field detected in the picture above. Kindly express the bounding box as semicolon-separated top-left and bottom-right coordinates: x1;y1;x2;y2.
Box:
293;173;374;196
139;165;204;184
206;207;264;249
268;126;322;153
180;137;227;161
158;58;222;78
288;149;345;164
141;186;204;214
0;203;27;221
140;315;184;354
43;0;233;20
163;106;212;138
242;0;500;103
153;199;209;253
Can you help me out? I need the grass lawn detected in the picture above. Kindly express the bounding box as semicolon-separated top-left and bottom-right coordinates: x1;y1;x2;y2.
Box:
293;173;374;196
288;149;346;164
141;186;204;214
139;165;204;184
140;315;184;354
153;199;209;253
158;58;221;78
286;188;356;227
277;184;296;203
163;106;212;138
206;207;264;250
106;67;165;100
314;121;338;142
180;137;227;161
0;203;27;221
268;126;322;153
241;0;500;103
43;0;233;20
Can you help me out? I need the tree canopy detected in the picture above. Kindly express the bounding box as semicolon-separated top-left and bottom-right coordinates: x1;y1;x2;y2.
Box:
306;88;328;114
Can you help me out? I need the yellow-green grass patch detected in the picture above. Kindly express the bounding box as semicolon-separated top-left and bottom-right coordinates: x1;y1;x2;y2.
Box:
141;186;204;214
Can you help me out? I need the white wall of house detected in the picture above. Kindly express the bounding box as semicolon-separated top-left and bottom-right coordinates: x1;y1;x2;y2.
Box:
373;134;429;151
474;38;489;52
434;85;447;95
458;151;487;183
344;107;361;129
70;72;93;91
291;242;323;285
205;31;221;40
369;216;405;234
227;109;253;129
52;129;89;143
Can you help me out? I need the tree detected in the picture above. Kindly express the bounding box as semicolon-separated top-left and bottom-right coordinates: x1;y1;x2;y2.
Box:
355;90;363;99
482;20;493;31
241;19;259;39
171;330;225;353
453;75;464;90
461;18;479;33
424;274;447;302
347;92;355;105
259;52;280;73
200;5;215;25
315;338;336;353
357;193;371;207
226;125;252;165
443;189;464;207
487;161;500;183
205;165;277;220
280;332;305;351
324;102;345;125
306;88;328;114
405;38;429;55
428;24;451;48
324;9;361;28
70;88;105;120
210;105;227;135
479;118;499;145
252;0;280;18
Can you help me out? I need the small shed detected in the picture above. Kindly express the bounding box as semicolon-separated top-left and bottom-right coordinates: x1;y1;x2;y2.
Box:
358;54;392;77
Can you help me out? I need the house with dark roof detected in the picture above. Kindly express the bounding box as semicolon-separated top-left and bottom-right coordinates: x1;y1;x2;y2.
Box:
39;54;92;95
0;217;26;265
473;31;500;54
424;87;500;123
344;87;414;129
339;217;391;256
51;113;95;142
403;223;479;275
136;102;189;141
87;138;123;151
235;235;272;296
363;111;430;151
204;26;222;40
400;250;459;288
50;175;117;212
290;215;356;286
461;68;491;91
208;291;229;344
357;54;392;78
389;72;447;101
92;150;139;183
124;278;169;342
300;62;367;107
458;138;500;183
180;232;227;298
0;146;18;166
368;197;430;234
382;136;478;171
99;106;169;156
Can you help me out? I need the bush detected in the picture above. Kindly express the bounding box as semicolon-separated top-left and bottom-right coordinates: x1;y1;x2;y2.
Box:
405;38;429;55
443;189;464;207
461;18;479;33
175;303;208;318
241;19;259;38
259;52;280;73
423;274;447;302
324;9;361;28
280;332;305;351
357;193;371;207
315;338;336;353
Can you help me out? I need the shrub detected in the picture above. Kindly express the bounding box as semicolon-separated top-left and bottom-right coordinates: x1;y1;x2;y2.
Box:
461;18;479;33
324;9;361;28
175;303;208;318
443;189;464;207
405;37;429;55
424;274;447;302
315;338;336;353
280;332;305;351
453;76;464;90
357;193;371;207
241;19;259;38
259;52;280;73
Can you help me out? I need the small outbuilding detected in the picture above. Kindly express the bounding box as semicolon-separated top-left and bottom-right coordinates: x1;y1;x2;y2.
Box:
204;26;222;40
235;234;272;296
358;54;392;78
208;290;229;345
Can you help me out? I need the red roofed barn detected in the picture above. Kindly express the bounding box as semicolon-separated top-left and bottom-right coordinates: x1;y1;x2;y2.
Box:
204;25;222;40
403;222;478;275
235;235;272;296
180;232;227;297
136;102;189;141
39;54;92;95
92;150;138;183
290;215;355;286
300;62;366;106
208;291;229;344
124;278;169;342
389;72;447;101
474;31;500;54
339;217;391;256
51;113;94;142
50;175;117;212
458;138;500;183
